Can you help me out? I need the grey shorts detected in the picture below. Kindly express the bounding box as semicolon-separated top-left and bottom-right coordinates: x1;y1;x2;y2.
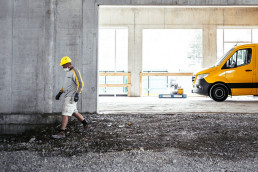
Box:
62;97;78;116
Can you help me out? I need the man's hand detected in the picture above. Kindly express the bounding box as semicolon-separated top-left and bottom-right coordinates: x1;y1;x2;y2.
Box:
74;93;79;102
55;91;63;100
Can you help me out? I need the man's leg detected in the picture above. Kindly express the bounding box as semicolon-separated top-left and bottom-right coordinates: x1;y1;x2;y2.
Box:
61;115;69;130
52;115;68;139
72;112;90;130
72;112;84;122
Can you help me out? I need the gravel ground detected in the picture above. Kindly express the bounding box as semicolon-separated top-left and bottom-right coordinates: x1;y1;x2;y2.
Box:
0;113;258;171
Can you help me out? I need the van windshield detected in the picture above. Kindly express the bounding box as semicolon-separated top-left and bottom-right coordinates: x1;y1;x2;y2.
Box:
215;48;235;66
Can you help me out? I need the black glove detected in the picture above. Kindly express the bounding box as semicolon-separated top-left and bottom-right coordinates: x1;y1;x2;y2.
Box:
74;93;79;102
55;91;63;100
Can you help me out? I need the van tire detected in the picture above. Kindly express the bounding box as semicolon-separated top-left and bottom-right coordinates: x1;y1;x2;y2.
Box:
210;84;228;102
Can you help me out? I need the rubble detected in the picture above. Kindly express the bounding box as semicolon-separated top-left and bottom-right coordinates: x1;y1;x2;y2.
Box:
0;113;258;171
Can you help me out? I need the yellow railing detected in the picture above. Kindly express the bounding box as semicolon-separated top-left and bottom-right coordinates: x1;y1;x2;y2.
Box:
139;72;193;96
99;72;193;97
99;72;131;96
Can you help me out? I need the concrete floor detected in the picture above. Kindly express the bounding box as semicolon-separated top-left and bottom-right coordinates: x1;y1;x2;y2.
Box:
99;96;258;114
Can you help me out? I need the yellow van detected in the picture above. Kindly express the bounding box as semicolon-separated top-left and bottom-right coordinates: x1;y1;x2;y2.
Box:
192;43;257;101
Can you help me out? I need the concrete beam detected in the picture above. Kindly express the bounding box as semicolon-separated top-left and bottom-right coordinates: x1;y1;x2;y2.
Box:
97;0;258;6
99;8;134;25
223;7;258;25
165;8;224;25
135;8;165;25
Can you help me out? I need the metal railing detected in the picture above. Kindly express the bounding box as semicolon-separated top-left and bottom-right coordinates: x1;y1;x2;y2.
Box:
139;72;193;96
99;72;131;96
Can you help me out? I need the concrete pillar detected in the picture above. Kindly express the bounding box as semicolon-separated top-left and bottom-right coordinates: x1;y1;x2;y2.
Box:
128;25;136;96
53;0;83;112
128;25;143;97
44;0;55;113
0;0;12;113
202;25;217;67
12;0;45;113
82;0;98;113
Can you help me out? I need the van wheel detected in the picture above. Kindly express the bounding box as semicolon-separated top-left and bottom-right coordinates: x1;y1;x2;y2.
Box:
210;84;228;102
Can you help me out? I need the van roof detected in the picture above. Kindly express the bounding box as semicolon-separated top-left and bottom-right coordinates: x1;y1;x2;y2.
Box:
235;43;258;47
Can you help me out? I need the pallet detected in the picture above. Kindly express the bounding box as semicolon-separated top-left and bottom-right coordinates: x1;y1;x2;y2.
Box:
159;94;187;98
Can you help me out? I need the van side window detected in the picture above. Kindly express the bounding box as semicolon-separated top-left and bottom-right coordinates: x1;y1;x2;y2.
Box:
224;48;252;68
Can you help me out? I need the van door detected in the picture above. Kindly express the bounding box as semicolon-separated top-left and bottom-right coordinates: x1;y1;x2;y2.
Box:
223;47;255;95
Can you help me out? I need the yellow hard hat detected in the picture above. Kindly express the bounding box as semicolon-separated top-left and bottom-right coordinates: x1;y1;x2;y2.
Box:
60;56;72;66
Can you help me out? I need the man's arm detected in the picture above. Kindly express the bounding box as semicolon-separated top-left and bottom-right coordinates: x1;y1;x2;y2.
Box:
72;68;84;102
55;88;63;100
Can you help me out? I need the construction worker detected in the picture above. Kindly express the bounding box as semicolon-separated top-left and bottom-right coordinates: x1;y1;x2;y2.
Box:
52;56;89;139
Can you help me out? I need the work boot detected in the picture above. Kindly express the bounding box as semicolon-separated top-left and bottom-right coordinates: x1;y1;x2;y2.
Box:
78;124;91;133
52;130;66;139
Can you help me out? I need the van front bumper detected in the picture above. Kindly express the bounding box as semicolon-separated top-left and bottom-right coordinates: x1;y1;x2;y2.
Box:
192;78;211;96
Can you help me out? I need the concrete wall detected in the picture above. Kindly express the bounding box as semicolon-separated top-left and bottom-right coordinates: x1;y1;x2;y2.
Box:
0;0;12;113
99;6;258;96
0;0;258;129
0;0;87;115
54;0;83;112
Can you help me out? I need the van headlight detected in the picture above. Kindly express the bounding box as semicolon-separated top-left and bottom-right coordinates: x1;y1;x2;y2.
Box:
196;73;209;80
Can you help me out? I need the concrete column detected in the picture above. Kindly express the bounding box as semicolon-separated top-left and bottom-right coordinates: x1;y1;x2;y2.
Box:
202;25;217;67
129;8;165;97
128;24;140;97
128;25;134;95
53;0;83;112
0;0;12;113
82;0;98;113
12;0;45;113
128;25;143;97
44;0;55;113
